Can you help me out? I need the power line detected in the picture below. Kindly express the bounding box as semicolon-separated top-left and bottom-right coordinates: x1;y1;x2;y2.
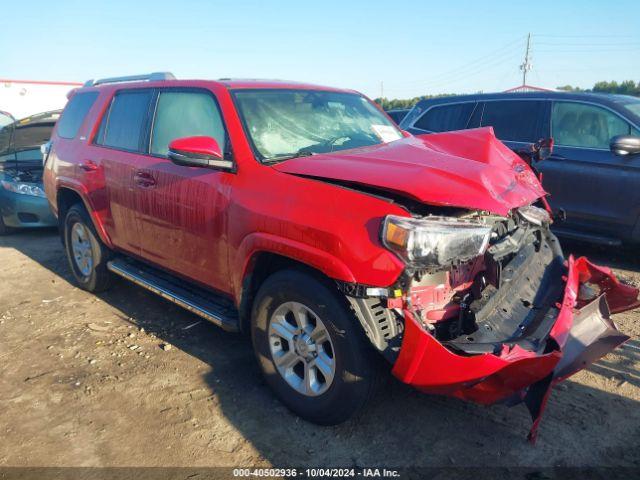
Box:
520;33;532;86
384;48;524;96
534;34;638;38
387;36;526;88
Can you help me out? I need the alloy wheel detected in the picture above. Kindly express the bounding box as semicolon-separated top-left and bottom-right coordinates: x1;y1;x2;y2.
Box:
268;301;336;397
70;222;93;277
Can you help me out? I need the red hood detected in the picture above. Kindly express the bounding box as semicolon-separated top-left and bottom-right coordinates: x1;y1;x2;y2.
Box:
273;127;546;216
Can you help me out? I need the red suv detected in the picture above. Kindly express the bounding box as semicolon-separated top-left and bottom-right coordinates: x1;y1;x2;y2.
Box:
44;73;638;440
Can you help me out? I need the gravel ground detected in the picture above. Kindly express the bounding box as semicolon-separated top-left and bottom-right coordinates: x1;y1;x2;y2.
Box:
0;229;639;468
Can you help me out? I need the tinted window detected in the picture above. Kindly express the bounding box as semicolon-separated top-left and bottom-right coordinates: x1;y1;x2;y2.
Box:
414;103;475;132
57;92;99;139
386;110;408;125
552;102;635;149
151;91;226;157
101;90;153;151
481;100;547;142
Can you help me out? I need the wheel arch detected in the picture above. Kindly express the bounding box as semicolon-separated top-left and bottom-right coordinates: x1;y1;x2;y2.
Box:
56;184;112;248
236;246;353;335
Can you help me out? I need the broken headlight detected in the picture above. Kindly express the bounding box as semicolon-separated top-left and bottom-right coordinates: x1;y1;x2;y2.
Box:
382;215;492;269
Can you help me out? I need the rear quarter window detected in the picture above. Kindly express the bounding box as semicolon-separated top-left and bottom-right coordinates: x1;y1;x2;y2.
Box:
413;103;475;132
57;92;99;139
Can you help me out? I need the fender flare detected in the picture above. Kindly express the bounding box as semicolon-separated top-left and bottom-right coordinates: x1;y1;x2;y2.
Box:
55;179;113;248
233;232;356;299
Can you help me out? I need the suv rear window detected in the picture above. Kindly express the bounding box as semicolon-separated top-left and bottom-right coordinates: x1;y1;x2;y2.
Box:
98;90;153;152
57;92;99;139
481;100;547;142
414;103;475;132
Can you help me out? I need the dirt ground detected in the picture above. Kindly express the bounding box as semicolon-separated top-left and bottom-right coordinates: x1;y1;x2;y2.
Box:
1;228;639;469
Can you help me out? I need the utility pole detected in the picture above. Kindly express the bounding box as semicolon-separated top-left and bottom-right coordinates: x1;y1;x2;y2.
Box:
380;81;384;108
520;33;532;86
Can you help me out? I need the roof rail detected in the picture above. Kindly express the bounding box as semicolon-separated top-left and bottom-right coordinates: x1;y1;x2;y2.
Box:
83;72;176;87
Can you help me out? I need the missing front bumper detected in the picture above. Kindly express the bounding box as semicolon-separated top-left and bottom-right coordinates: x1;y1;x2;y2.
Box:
391;256;637;441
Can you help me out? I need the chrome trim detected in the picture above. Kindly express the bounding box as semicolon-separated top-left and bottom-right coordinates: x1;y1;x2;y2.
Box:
106;260;226;327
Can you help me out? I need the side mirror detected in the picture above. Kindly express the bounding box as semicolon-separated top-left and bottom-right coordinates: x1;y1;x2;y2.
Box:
536;137;554;161
516;138;553;165
610;135;640;157
168;136;233;170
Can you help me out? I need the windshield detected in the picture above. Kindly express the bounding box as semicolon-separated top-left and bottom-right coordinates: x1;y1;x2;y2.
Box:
233;89;402;161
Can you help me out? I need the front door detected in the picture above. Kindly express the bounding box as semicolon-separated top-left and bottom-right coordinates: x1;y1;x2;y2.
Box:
535;101;640;240
133;88;233;293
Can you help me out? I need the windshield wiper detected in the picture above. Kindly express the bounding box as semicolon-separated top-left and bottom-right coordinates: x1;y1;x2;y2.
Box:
263;149;316;164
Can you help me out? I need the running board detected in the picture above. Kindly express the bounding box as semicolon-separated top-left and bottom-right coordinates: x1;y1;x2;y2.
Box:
107;258;239;332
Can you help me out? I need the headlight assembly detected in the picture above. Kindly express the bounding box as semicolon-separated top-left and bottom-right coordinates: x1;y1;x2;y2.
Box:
382;215;492;269
1;180;46;198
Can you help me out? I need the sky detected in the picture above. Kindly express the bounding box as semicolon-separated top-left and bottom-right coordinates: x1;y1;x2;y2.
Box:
2;0;639;99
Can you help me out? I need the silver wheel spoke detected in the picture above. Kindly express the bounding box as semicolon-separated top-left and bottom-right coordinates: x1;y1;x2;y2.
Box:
271;317;296;342
290;303;309;330
310;325;329;344
273;350;300;370
312;352;334;386
70;223;93;277
303;362;314;395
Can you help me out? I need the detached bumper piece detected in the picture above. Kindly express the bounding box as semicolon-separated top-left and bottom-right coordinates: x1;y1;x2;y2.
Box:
392;256;637;443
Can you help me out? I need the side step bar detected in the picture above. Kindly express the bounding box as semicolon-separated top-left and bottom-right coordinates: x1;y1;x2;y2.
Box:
107;258;239;332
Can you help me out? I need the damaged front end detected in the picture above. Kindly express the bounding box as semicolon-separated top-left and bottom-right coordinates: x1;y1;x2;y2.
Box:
350;206;638;442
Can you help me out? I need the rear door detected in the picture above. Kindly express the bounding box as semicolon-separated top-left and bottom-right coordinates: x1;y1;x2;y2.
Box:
91;89;154;254
479;99;550;151
537;100;640;239
133;88;233;292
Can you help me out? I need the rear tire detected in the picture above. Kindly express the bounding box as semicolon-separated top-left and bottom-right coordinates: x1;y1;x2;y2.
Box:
251;269;380;425
63;203;113;292
0;216;15;235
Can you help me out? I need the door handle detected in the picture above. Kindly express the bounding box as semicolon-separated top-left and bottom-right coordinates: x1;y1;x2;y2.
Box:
134;171;156;188
80;160;98;172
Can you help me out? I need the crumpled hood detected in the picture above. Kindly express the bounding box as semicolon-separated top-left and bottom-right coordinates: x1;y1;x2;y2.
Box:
273;127;546;216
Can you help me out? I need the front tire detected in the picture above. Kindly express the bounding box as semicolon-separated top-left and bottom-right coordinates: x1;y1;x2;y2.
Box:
63;203;113;292
0;216;15;235
251;269;380;425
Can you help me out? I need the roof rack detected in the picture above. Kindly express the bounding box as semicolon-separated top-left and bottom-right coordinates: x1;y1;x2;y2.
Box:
83;72;176;87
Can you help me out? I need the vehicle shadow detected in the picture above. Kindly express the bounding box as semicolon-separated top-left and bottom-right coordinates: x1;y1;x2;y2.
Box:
2;229;640;468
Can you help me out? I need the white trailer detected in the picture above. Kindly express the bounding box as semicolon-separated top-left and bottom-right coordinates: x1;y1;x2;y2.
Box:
0;79;81;119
